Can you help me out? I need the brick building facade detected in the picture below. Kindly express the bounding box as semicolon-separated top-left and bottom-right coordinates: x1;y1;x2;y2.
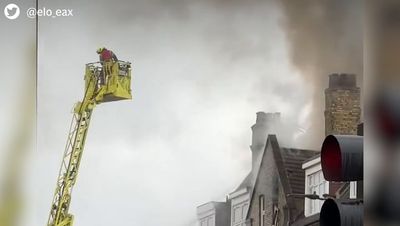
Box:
197;112;282;226
323;73;361;200
197;73;362;226
293;73;362;226
245;136;317;226
324;73;361;136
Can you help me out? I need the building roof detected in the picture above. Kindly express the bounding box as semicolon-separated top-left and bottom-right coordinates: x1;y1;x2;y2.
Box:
280;148;319;195
230;136;317;203
232;172;252;193
246;135;319;219
302;153;321;165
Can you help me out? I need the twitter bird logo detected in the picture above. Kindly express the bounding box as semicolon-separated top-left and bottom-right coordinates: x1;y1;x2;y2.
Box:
7;7;16;16
4;3;20;20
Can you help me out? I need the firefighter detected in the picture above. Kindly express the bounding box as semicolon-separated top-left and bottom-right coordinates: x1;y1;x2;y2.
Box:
96;47;118;85
97;47;118;62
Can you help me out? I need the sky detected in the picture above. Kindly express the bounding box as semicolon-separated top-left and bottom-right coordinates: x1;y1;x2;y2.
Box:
0;0;338;226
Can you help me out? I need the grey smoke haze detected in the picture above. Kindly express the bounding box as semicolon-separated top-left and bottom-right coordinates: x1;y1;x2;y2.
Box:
279;0;363;145
0;0;350;226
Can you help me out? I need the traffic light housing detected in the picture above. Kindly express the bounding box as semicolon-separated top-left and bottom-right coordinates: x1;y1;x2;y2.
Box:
321;135;363;181
319;134;363;226
320;199;363;226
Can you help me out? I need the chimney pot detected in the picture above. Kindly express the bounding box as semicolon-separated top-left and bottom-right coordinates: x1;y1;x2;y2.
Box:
251;112;281;172
328;73;357;89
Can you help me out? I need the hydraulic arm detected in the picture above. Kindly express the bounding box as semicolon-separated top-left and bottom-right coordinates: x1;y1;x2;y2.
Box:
46;60;132;226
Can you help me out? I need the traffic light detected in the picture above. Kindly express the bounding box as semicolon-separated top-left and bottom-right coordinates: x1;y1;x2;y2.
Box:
320;199;363;226
320;135;363;181
319;134;363;226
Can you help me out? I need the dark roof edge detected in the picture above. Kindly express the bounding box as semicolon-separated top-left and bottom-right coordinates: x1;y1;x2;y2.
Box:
302;153;321;164
270;136;297;211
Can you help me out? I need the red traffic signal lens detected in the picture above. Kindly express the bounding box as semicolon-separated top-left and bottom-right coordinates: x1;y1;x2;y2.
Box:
321;135;342;181
321;135;363;181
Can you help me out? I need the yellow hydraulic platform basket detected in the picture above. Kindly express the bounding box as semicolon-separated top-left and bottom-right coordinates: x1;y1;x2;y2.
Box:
85;60;132;104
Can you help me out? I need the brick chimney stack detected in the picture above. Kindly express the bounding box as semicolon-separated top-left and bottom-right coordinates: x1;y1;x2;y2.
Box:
324;73;361;136
250;112;280;171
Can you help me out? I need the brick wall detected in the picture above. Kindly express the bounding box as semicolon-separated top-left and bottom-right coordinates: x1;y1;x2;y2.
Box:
324;73;361;136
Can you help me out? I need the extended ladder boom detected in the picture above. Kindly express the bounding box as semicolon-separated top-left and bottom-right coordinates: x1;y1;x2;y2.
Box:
46;60;132;226
47;110;93;226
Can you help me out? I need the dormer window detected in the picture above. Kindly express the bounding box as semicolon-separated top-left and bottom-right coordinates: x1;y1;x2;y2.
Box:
302;157;329;217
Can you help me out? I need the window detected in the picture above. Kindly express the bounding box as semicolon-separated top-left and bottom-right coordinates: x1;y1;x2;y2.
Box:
200;218;208;226
200;215;214;226
350;181;357;199
242;203;248;218
234;206;242;223
208;216;214;226
232;202;249;226
306;170;327;215
272;204;279;226
259;195;265;226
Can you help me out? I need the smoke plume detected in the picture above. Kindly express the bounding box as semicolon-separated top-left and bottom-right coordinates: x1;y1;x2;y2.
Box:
278;0;363;147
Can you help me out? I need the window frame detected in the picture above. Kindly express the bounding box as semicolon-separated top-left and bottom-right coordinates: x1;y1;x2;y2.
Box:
259;195;265;226
304;163;329;217
232;200;249;226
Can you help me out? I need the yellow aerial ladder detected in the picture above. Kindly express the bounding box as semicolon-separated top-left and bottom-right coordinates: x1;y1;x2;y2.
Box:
46;60;132;226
